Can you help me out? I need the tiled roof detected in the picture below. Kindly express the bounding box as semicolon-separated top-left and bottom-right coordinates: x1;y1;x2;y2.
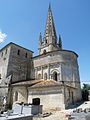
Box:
12;79;61;87
29;79;61;88
12;79;77;89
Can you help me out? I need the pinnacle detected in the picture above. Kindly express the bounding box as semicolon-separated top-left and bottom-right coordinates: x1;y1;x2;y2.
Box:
58;35;62;49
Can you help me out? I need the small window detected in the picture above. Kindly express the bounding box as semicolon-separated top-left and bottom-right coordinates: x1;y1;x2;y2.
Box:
25;53;27;58
17;50;20;55
44;73;47;80
0;74;1;79
1;52;3;57
15;91;18;101
43;49;46;54
68;89;70;98
5;49;7;54
45;40;47;44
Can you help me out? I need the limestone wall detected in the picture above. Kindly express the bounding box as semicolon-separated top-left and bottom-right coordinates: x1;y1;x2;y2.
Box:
0;45;11;79
7;43;33;82
12;86;28;103
28;86;65;111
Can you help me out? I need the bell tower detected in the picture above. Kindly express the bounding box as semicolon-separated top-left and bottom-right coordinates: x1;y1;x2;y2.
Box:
38;4;62;55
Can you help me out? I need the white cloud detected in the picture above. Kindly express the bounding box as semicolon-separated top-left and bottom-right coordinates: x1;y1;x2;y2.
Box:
0;31;7;43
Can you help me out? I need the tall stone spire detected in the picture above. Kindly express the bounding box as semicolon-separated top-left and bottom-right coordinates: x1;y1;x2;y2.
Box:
38;4;59;55
44;4;57;45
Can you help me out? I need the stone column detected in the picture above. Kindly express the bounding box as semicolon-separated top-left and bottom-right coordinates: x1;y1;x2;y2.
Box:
41;66;43;79
48;64;50;79
35;68;38;80
59;64;62;82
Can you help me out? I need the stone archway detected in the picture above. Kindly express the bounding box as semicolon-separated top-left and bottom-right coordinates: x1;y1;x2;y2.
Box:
51;69;60;81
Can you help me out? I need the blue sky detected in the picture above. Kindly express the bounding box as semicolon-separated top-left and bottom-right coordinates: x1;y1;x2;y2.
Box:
0;0;90;84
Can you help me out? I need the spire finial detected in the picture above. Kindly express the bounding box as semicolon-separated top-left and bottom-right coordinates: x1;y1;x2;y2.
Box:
49;3;51;11
58;35;62;49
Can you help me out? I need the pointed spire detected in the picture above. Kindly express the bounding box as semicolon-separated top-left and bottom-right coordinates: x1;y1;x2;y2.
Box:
44;4;57;45
39;32;42;46
48;3;51;11
58;35;62;49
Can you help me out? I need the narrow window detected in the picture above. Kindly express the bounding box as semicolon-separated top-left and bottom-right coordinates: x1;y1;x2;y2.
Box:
17;50;20;55
1;52;3;57
0;74;1;79
15;91;18;101
44;73;47;80
45;40;47;44
43;49;46;54
71;91;74;104
5;49;7;54
53;72;57;81
68;89;70;98
25;53;27;58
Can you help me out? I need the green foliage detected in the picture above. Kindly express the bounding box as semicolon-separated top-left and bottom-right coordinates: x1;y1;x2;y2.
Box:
82;83;90;101
82;83;90;91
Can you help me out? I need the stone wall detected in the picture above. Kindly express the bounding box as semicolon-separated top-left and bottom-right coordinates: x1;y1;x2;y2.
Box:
12;86;28;103
7;43;33;82
28;86;65;111
0;43;33;82
0;45;11;79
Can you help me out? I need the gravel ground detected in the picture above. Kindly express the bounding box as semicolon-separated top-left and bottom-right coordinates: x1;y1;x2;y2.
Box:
34;101;90;120
33;111;68;120
64;101;90;120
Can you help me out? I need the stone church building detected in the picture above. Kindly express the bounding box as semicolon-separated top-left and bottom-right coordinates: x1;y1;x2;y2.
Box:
0;5;81;111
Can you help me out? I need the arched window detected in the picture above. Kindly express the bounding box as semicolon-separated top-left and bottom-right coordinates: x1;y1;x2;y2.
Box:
53;72;57;81
15;91;18;101
44;73;47;80
38;74;41;80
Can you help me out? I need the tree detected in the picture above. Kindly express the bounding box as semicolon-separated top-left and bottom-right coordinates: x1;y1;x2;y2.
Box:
82;83;90;101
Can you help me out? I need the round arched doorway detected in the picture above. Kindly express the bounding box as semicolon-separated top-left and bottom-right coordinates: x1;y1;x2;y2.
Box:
53;72;58;81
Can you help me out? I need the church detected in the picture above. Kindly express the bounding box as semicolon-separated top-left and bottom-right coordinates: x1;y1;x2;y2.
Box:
0;5;82;111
